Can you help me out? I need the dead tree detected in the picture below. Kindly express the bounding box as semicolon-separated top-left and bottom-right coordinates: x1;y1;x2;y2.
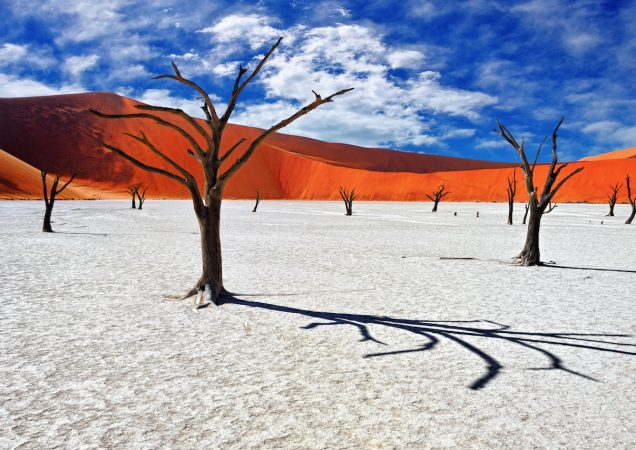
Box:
339;186;355;216
545;202;558;214
91;37;353;305
40;170;76;232
252;189;261;213
496;117;583;265
127;183;142;208
626;174;636;224
137;187;147;210
506;170;516;225
522;203;529;225
606;181;622;217
426;184;449;212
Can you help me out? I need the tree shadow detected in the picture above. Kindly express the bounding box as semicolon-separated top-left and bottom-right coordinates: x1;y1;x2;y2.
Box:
222;296;636;390
540;263;636;274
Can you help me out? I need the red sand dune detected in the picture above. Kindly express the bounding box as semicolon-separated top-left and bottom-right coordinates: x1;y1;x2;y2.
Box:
0;92;635;203
579;147;636;162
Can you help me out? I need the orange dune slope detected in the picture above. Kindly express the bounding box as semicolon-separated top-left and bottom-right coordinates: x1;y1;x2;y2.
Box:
0;92;635;203
579;147;636;161
0;148;93;200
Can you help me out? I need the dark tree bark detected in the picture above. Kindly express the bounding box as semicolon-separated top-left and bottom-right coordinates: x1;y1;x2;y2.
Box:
339;186;355;215
606;181;622;217
137;187;147;210
41;170;76;232
544;202;558;214
426;184;450;212
91;38;353;306
626;174;636;224
506;170;516;225
496;117;584;266
128;183;142;208
522;203;529;225
252;189;261;212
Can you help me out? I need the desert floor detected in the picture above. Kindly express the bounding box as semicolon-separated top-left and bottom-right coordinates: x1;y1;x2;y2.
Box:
1;200;635;449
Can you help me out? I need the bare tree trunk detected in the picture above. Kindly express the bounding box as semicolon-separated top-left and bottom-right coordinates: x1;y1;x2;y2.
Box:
507;202;514;225
522;203;529;224
194;194;225;302
432;199;440;212
625;175;635;224
517;203;542;265
627;208;636;225
42;203;53;232
252;189;261;212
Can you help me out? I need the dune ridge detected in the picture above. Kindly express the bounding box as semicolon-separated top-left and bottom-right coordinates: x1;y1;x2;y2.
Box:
1;92;635;203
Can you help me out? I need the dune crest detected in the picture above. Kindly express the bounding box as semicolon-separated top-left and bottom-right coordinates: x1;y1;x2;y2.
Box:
1;92;635;203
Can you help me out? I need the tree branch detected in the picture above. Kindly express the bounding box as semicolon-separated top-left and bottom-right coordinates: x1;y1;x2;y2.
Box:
102;144;187;186
217;87;354;185
123;131;193;181
219;138;247;163
54;173;77;195
134;104;210;149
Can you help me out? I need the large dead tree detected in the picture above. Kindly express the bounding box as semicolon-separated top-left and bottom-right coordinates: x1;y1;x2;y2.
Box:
506;170;516;225
339;186;355;216
426;184;449;212
606;181;622;217
496;117;584;265
252;189;261;213
91;37;353;304
137;187;147;210
41;170;76;232
626;174;636;224
128;183;142;208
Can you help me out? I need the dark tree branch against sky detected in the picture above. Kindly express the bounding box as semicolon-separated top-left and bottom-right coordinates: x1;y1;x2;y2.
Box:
0;0;634;161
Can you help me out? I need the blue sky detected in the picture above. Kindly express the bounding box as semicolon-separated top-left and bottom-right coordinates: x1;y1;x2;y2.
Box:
0;0;634;161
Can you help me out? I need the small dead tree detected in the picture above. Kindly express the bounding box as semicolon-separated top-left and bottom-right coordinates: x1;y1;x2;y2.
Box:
40;170;76;232
496;117;584;265
339;186;355;216
626;174;636;224
606;181;622;217
91;37;353;304
506;170;516;225
127;183;142;208
426;184;450;212
544;202;558;214
137;187;147;210
252;189;261;213
522;203;529;225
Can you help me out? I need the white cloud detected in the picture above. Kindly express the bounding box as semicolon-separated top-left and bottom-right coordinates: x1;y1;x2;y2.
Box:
0;73;84;97
0;43;55;70
387;50;425;69
135;88;224;119
222;19;496;147
64;54;99;78
198;14;283;51
582;120;636;148
0;43;27;62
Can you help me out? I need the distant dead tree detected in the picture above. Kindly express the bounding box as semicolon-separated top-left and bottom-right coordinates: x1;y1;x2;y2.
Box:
544;202;558;214
506;169;516;225
127;183;142;208
426;184;449;212
136;186;147;210
91;37;353;305
40;170;76;232
496;117;583;265
522;203;529;224
252;189;261;213
626;174;636;224
606;181;622;217
339;186;356;216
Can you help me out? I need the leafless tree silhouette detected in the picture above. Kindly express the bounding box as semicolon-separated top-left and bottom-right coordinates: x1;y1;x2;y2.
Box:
496;117;584;265
544;202;558;214
40;170;76;232
339;186;356;216
626;174;636;224
252;188;261;213
91;37;353;305
136;186;147;210
127;183;142;209
506;170;516;225
522;203;529;225
427;184;450;212
606;181;622;217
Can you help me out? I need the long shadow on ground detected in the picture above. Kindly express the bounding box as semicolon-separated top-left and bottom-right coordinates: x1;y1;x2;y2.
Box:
223;297;636;390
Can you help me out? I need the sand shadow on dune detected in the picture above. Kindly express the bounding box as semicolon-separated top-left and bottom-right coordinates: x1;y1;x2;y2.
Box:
223;296;636;390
